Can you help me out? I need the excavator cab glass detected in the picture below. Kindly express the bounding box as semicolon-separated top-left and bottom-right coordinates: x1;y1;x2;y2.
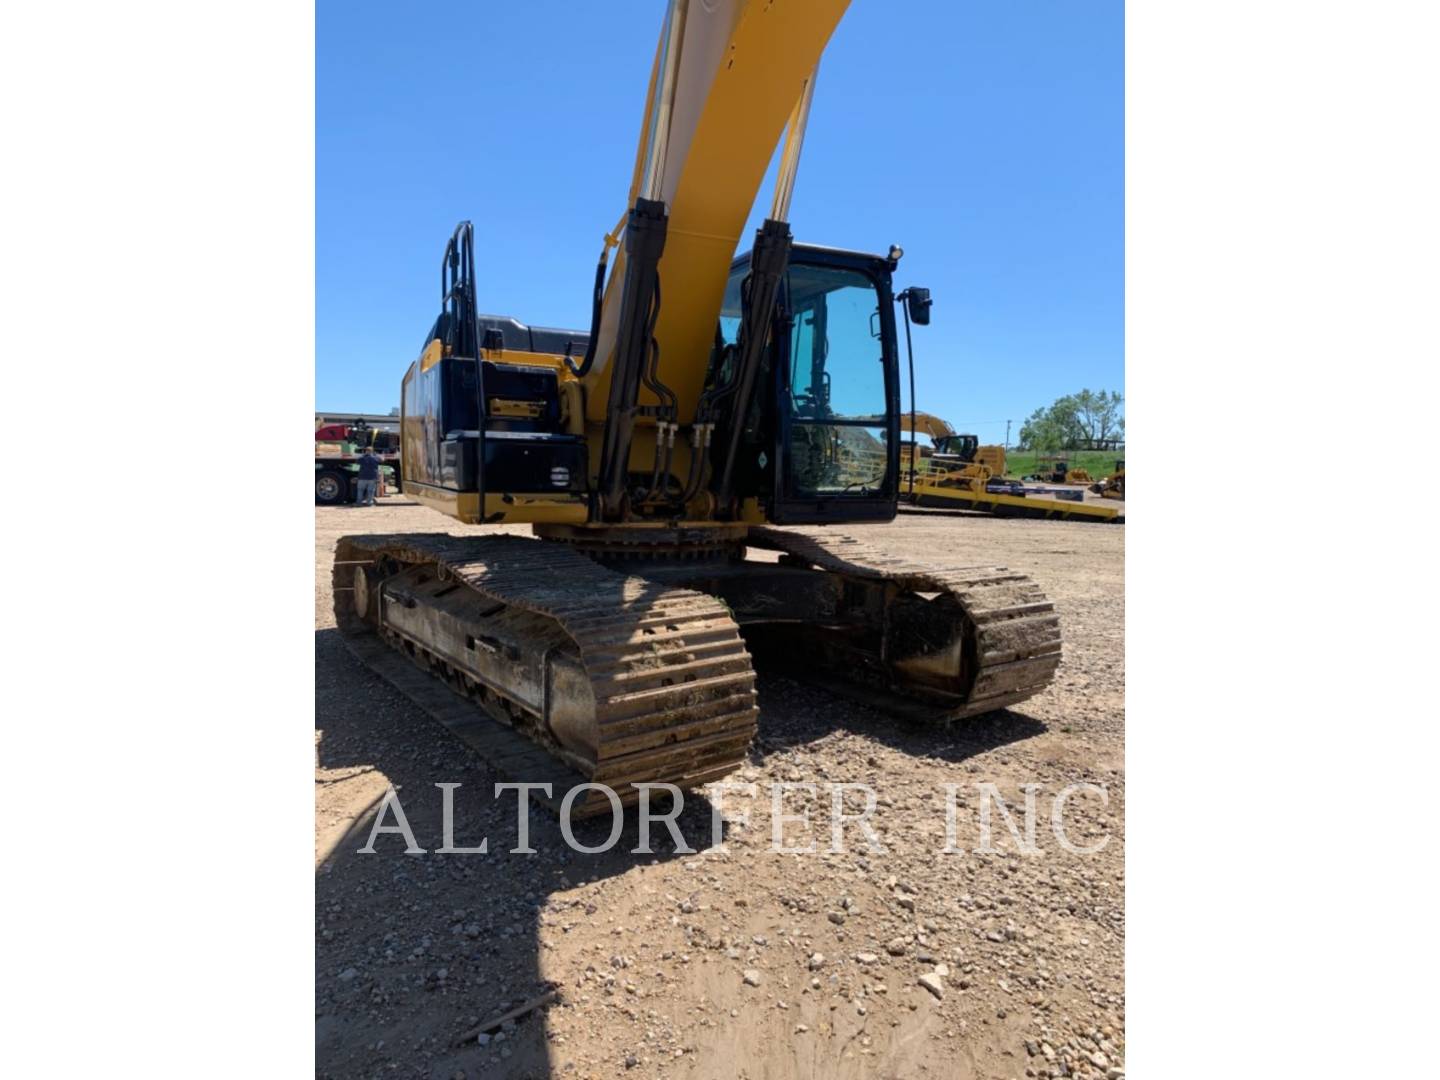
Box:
768;247;900;523
933;434;978;462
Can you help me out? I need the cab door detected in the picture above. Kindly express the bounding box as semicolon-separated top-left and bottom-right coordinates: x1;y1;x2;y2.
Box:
769;252;899;524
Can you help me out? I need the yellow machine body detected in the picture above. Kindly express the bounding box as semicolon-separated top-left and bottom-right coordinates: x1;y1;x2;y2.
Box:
400;0;851;529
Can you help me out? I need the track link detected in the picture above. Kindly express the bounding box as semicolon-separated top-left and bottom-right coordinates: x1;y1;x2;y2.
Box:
747;527;1062;720
333;533;757;816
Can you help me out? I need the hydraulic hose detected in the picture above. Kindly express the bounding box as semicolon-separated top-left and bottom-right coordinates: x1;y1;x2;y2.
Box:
567;252;609;378
568;210;630;379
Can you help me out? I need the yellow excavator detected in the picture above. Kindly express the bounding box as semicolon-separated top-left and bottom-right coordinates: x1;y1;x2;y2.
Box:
895;412;1006;479
892;414;1008;486
333;0;1063;813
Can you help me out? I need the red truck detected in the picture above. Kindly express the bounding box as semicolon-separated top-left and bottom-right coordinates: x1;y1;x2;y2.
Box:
315;420;401;505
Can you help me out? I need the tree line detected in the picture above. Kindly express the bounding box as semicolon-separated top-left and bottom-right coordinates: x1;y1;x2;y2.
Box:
1017;389;1124;452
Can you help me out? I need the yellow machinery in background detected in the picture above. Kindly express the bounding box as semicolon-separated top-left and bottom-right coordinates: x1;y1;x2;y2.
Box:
1090;459;1125;499
894;412;1006;479
1026;455;1094;485
893;413;1121;523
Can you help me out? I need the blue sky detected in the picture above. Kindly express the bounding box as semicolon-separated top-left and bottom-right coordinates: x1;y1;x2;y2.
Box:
317;1;1123;444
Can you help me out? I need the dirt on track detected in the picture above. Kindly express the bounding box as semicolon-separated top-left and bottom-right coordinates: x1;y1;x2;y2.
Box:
315;497;1124;1080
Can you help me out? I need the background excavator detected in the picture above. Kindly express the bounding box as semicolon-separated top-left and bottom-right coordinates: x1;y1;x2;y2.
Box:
333;0;1063;813
890;412;1121;523
893;411;1007;483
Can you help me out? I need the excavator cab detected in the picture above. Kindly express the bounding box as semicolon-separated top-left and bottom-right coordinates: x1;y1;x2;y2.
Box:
718;244;903;524
932;433;979;463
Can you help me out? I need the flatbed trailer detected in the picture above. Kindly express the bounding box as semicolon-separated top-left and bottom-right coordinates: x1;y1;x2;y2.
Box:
902;475;1123;523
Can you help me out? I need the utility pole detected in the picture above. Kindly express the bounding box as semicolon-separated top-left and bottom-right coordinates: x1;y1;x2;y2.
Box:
1004;419;1012;453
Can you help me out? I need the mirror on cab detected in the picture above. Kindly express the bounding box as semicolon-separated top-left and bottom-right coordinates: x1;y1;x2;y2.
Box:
904;287;932;326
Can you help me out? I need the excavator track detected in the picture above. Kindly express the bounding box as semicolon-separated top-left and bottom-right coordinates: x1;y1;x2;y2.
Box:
330;527;1059;812
332;533;758;816
744;527;1062;721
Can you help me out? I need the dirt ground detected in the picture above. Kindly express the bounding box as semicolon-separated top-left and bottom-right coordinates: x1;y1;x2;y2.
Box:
316;495;1124;1080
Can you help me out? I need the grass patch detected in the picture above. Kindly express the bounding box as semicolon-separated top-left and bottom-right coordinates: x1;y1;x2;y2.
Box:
999;449;1123;480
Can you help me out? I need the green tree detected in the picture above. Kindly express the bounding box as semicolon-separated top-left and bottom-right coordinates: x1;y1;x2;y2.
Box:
1018;398;1074;452
1071;389;1125;445
1018;389;1124;451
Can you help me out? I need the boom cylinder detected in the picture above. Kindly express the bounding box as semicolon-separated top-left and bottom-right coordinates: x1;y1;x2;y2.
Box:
770;67;819;222
713;217;792;510
597;197;670;518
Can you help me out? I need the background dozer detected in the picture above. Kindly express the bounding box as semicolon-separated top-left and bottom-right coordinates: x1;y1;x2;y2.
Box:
333;0;1063;813
1026;455;1094;485
1090;459;1125;499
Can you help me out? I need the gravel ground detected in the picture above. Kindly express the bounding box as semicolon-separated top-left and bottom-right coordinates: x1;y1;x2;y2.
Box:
316;496;1124;1079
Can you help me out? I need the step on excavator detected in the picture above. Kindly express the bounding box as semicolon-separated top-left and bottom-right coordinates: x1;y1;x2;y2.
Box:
333;0;1063;815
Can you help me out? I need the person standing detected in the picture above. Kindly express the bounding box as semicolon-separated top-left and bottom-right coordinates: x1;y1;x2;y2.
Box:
355;447;381;506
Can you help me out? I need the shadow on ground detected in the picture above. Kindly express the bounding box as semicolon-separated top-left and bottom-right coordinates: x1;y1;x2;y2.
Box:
315;627;1045;1078
316;628;735;1078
